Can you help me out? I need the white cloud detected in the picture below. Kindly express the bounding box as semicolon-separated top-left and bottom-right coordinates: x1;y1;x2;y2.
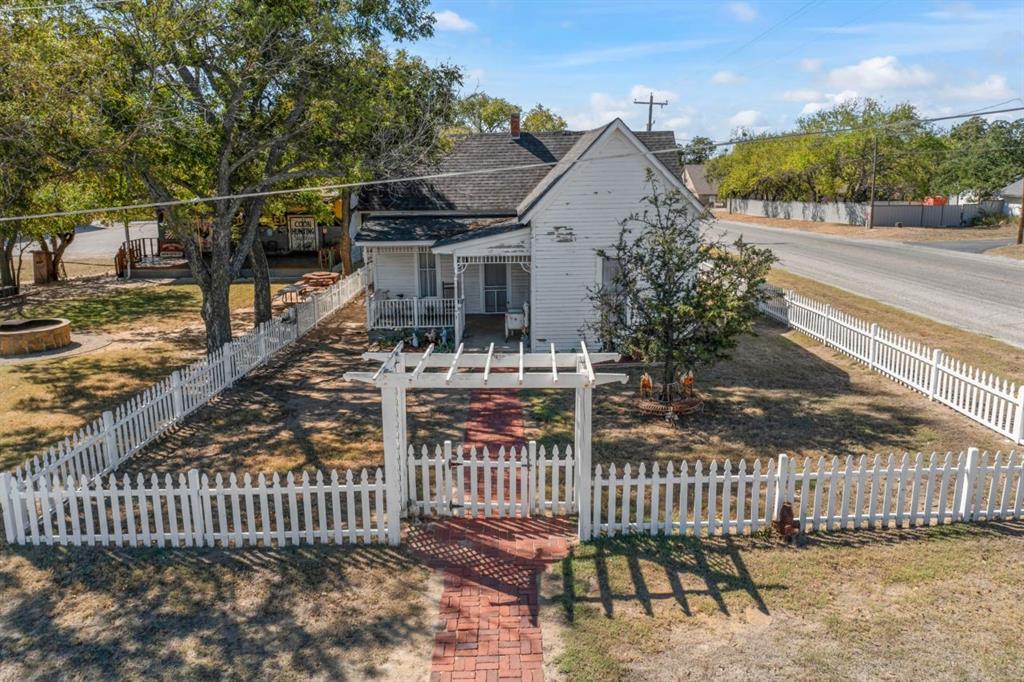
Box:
826;56;934;90
629;85;678;104
433;9;475;31
729;110;762;127
942;74;1013;100
711;70;743;85
799;90;858;115
781;89;821;102
666;115;693;129
799;58;822;72
725;1;758;22
556;39;720;67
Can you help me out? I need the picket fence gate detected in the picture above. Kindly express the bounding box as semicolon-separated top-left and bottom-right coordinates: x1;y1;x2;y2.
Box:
760;286;1024;444
406;442;576;518
6;268;368;491
0;466;391;548
592;449;1023;538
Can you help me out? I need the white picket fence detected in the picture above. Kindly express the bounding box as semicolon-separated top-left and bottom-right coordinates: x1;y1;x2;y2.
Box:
7;268;367;489
0;466;392;547
406;442;576;518
592;449;1023;538
760;286;1024;444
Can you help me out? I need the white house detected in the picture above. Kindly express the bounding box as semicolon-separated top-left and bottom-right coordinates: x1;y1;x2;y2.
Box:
352;116;703;351
998;178;1022;217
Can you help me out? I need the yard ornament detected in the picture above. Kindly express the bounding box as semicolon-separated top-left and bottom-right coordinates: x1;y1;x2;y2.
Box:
773;501;800;543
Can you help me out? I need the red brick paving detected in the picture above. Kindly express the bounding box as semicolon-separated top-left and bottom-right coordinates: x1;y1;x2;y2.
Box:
410;516;575;682
463;382;526;450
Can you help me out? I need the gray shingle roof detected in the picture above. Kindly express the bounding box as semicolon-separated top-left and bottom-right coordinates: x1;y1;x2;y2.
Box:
999;178;1022;199
355;215;516;243
358;127;679;213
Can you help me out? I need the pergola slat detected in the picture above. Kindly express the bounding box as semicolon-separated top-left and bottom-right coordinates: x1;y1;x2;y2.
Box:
361;351;619;368
343;371;627;389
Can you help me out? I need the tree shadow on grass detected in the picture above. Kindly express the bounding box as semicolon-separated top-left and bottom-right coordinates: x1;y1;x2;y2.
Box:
0;542;433;680
22;287;198;332
529;322;945;464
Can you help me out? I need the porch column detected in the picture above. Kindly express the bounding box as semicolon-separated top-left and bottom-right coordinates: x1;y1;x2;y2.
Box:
574;360;594;541
379;382;405;545
364;249;373;327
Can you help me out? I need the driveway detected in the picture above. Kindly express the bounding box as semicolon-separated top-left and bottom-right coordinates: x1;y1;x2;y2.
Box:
913;238;1012;255
713;219;1024;348
19;220;158;258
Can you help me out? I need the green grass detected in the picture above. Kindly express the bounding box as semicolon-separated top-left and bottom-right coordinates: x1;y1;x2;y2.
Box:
547;523;1024;681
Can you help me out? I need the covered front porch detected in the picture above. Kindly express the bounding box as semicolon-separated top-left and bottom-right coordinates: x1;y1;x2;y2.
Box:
362;223;531;347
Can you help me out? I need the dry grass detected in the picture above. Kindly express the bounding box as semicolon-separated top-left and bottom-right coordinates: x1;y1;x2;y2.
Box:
543;522;1024;681
523;320;1014;469
767;269;1024;383
0;543;437;680
1;278;288;470
986;243;1024;260
713;208;1018;242
122;297;470;475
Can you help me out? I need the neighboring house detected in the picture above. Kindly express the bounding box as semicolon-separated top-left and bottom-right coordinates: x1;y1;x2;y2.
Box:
998;178;1022;217
351;116;700;351
682;164;719;207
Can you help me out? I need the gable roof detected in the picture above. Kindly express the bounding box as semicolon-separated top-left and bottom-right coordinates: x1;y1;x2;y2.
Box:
683;164;719;195
999;178;1022;199
357;127;680;214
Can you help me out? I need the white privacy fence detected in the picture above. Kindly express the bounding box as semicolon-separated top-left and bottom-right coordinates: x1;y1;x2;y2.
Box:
0;466;391;548
7;268;367;489
592;449;1023;538
760;286;1024;444
406;442;576;518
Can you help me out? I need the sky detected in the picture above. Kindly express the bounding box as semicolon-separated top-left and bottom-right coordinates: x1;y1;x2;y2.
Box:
407;0;1024;142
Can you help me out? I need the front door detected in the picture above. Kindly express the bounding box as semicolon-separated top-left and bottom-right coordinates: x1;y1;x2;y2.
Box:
287;215;318;251
483;263;507;313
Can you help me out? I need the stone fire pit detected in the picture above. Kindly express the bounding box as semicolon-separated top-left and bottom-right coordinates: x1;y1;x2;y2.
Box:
0;318;72;356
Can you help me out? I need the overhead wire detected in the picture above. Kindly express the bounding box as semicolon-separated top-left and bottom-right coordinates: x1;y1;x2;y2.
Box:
0;104;1021;224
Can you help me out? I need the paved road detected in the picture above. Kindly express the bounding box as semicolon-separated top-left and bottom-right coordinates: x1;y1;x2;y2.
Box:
714;219;1024;348
18;221;158;258
913;238;1012;255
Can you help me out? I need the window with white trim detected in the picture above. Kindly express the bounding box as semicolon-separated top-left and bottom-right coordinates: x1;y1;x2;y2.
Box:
418;252;437;297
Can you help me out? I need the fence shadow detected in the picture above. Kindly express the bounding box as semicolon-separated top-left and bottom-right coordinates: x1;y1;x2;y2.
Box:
0;541;432;680
557;533;780;623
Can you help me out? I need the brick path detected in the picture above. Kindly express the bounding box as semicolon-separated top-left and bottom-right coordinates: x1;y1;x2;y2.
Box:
409;383;574;680
409;516;575;682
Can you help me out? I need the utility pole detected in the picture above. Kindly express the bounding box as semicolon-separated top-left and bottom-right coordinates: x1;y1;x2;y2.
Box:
867;135;878;230
633;92;668;132
1016;196;1023;245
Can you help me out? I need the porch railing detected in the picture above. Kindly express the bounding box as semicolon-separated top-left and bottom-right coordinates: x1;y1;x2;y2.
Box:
368;297;461;330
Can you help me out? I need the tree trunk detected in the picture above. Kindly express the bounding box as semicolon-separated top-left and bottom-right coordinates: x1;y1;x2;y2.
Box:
0;235;16;288
250;237;272;325
338;191;353;275
201;276;233;352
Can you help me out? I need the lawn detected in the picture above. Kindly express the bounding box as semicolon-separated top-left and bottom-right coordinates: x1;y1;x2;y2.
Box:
0;543;437;680
120;296;471;475
523;320;1012;469
986;243;1024;260
1;278;286;470
542;522;1024;681
767;269;1024;383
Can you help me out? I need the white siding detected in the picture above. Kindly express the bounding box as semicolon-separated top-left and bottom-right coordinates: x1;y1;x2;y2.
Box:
529;129;675;350
373;251;417;298
463;264;483;313
509;263;530;310
438;254;455;297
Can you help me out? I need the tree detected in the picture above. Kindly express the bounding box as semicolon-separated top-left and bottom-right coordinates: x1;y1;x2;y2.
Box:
680;136;715;164
588;174;776;402
522;104;566;132
935;117;1024;199
456;92;520;133
91;0;461;351
0;14;106;287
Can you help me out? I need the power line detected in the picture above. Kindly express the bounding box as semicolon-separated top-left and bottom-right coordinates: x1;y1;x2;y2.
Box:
711;0;823;65
1;104;1022;224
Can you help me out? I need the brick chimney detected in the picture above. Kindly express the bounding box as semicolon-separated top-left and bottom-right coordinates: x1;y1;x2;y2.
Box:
510;112;521;140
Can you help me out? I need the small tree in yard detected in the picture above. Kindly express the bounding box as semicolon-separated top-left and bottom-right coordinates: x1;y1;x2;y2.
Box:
589;174;776;403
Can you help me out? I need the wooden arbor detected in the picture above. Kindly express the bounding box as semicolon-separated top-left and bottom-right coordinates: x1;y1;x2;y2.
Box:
344;341;627;544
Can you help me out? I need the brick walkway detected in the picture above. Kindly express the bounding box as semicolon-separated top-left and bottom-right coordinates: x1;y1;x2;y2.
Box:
463;383;526;450
409;516;575;682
